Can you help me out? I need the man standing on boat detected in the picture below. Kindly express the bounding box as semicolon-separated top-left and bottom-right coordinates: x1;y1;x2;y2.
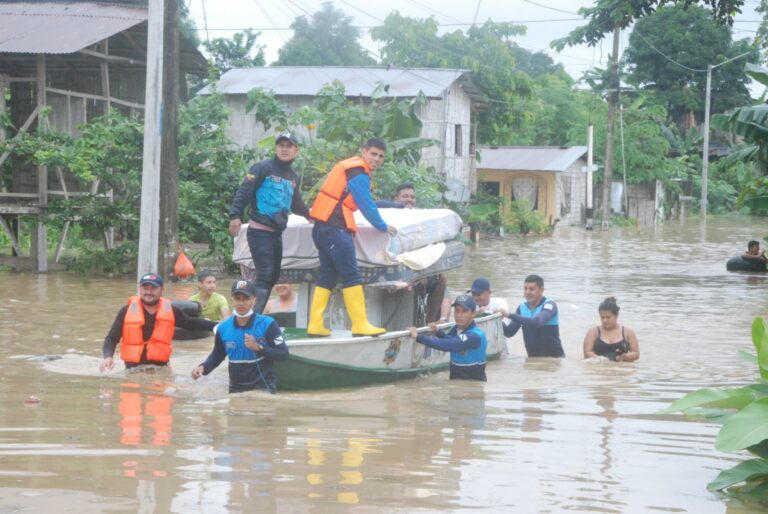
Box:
409;294;488;381
502;274;565;358
99;273;218;372
307;137;397;337
228;131;312;314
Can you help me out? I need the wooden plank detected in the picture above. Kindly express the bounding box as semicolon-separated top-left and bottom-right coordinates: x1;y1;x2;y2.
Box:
0;205;39;214
46;87;144;110
77;48;145;66
0;104;41;169
35;54;48;273
54;220;70;263
0;216;23;256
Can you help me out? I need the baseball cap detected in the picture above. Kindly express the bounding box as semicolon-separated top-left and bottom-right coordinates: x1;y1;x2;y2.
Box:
467;277;491;295
276;131;298;146
139;272;163;287
231;279;257;297
451;294;477;312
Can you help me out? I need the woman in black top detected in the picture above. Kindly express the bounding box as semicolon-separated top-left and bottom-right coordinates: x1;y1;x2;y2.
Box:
583;297;640;362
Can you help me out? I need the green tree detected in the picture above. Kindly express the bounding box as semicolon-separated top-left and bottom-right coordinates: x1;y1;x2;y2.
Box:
623;5;756;130
371;12;533;144
276;2;375;66
203;29;265;75
552;0;746;51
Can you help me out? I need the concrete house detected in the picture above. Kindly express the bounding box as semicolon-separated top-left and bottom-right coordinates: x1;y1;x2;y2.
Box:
476;146;589;227
202;66;483;200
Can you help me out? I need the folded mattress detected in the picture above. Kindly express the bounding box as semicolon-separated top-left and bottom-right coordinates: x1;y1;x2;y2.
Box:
233;208;463;269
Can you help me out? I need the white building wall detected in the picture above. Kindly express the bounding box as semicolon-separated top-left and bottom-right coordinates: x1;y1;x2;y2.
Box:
221;81;475;197
557;160;588;226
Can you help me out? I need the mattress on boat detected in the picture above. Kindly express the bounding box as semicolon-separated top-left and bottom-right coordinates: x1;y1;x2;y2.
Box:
232;208;463;269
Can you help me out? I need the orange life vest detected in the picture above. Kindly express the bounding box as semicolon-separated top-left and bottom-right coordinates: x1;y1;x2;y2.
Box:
121;296;175;363
310;157;373;232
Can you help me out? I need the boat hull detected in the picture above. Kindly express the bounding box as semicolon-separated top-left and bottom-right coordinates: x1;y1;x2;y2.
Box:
275;314;506;390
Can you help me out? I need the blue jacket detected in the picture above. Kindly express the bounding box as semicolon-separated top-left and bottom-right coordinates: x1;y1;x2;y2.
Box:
504;297;564;357
228;157;310;232
416;321;487;381
201;313;289;393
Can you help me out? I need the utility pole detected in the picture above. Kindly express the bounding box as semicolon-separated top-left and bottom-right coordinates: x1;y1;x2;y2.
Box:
601;27;620;230
137;0;164;279
137;0;180;280
586;124;594;230
699;50;752;221
158;0;180;280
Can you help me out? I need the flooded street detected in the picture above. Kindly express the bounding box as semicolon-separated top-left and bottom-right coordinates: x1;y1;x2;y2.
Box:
1;217;767;513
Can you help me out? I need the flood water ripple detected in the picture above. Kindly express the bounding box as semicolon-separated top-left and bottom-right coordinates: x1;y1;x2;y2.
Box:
0;218;767;512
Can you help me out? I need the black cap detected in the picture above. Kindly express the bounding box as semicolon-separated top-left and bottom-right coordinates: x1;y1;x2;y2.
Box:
276;131;298;146
451;294;477;312
139;272;164;287
231;279;257;297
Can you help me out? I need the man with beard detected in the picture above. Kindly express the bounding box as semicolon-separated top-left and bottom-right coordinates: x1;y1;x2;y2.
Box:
228;131;312;313
99;273;218;372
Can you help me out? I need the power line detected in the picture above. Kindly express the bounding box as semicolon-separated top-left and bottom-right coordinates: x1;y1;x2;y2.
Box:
522;0;579;16
634;32;708;73
190;18;582;32
471;0;482;27
407;0;466;24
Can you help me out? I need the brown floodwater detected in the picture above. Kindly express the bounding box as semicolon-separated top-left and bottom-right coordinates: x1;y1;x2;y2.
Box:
1;217;767;512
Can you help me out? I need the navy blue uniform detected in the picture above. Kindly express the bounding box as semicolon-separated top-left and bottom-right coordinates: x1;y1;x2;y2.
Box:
503;297;565;357
200;313;289;393
416;321;488;381
229;157;311;309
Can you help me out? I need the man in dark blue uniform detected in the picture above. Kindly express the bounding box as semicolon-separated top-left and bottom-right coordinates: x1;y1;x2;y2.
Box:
228;132;311;313
191;280;289;393
502;274;564;357
409;295;488;381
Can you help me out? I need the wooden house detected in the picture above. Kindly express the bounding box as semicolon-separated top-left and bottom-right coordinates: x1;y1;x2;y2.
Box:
0;1;205;271
200;66;483;201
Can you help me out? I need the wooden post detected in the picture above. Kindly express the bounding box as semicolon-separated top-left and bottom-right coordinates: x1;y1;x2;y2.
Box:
137;0;164;279
34;54;48;272
158;0;180;280
100;39;115;249
600;28;620;230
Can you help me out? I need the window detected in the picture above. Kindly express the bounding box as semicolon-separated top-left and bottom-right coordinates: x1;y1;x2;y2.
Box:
455;125;463;156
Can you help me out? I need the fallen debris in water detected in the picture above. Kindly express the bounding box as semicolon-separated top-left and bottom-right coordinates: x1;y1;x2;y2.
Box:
23;396;41;405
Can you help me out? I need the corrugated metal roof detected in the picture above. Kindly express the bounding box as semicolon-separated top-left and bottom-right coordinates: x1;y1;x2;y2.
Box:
0;2;147;54
478;146;588;172
200;67;481;100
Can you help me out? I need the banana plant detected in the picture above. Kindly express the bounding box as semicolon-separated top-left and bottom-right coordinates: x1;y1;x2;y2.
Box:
659;316;768;496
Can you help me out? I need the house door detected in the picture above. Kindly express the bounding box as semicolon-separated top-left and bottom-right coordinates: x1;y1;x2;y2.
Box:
511;176;539;210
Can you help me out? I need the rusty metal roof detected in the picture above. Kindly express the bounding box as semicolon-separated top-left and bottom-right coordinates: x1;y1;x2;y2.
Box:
477;146;588;172
201;66;483;102
0;2;148;54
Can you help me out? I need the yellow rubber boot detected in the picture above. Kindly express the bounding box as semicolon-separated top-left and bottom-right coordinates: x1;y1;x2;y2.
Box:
342;285;386;337
307;286;332;337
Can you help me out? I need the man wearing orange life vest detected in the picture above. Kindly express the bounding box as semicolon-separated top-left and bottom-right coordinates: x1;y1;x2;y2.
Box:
307;137;397;337
99;273;218;372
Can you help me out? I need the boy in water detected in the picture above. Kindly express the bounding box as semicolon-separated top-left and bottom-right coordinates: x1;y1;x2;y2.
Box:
188;270;230;321
191;280;289;393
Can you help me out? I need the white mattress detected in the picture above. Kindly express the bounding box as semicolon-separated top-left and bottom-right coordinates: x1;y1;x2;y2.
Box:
232;208;462;269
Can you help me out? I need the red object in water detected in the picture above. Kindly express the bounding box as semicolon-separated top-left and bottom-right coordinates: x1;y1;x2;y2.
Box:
23;396;41;405
173;248;195;279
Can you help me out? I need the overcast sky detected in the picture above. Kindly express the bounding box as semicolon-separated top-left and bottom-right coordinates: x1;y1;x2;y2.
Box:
186;0;763;85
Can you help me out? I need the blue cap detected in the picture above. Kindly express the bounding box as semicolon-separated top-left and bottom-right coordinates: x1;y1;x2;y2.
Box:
451;294;477;312
468;277;491;295
276;131;298;146
231;279;257;297
139;273;163;287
